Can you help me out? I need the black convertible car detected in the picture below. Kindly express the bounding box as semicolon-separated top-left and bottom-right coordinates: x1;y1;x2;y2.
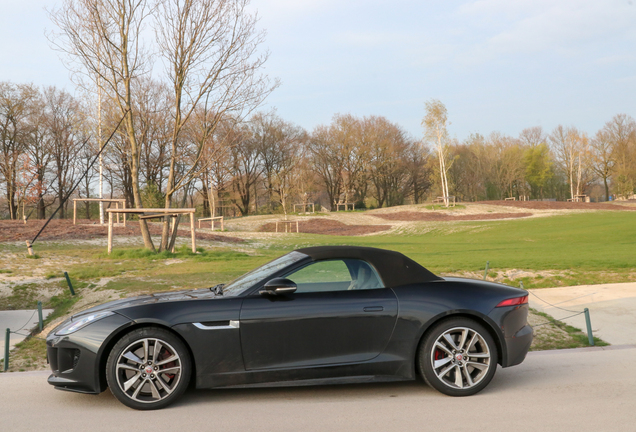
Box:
46;246;532;409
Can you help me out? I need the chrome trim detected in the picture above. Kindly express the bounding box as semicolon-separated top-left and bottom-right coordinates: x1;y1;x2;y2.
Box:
193;320;240;330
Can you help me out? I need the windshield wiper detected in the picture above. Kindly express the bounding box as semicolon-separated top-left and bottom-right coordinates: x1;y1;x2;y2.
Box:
210;283;225;296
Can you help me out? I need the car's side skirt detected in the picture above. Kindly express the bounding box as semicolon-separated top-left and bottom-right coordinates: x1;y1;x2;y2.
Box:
195;353;413;389
215;375;412;389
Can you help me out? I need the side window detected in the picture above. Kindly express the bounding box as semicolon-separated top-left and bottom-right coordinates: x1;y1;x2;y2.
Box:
285;259;384;293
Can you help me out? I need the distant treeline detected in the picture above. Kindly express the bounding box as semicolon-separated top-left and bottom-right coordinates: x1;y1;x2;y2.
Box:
1;81;635;221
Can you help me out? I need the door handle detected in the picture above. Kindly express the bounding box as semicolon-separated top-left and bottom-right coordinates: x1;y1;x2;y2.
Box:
363;306;384;312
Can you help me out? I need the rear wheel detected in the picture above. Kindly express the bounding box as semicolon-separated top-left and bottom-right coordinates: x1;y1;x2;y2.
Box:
418;318;498;396
106;327;191;410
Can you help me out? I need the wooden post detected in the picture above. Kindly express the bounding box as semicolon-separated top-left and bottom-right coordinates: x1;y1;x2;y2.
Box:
170;216;176;253
73;200;77;225
115;202;120;224
107;212;113;255
190;212;196;253
221;217;224;232
25;240;34;256
296;221;299;233
122;200;126;227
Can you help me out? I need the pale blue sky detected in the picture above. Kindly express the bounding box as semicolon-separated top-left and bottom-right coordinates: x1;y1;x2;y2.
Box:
1;0;635;140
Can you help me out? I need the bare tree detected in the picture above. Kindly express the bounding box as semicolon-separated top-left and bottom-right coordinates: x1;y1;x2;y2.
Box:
44;87;86;219
364;116;409;207
25;90;53;219
603;114;636;198
308;125;344;209
333;114;368;205
550;126;590;199
227;122;260;215
0;82;39;219
422;99;452;206
250;112;306;211
590;129;614;201
495;134;526;198
155;0;276;250
50;0;157;249
403;140;432;204
519;126;547;148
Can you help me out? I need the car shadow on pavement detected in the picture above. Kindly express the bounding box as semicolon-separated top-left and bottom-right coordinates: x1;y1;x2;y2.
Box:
49;353;588;411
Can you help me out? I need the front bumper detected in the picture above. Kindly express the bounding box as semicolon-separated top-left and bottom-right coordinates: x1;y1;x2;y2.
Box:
46;312;133;394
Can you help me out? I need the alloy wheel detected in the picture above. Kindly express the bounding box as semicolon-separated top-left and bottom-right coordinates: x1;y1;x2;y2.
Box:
114;338;182;404
430;326;491;390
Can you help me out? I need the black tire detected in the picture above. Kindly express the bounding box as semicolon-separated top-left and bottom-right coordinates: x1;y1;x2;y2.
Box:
418;317;498;396
106;327;191;410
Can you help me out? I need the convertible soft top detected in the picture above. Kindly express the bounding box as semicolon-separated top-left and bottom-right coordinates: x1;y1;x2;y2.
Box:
296;246;442;287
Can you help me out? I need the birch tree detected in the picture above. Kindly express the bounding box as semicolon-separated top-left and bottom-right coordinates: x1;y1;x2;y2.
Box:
422;99;452;206
550;126;590;199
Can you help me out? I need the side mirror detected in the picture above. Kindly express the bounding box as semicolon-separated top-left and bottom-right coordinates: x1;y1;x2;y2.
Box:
260;278;297;295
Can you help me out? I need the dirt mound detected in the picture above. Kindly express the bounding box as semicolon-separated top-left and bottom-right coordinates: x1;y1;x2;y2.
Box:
259;218;390;236
373;211;533;221
0;219;243;243
480;200;636;211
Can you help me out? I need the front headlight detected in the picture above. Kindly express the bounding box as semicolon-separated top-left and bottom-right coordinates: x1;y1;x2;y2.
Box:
55;311;115;336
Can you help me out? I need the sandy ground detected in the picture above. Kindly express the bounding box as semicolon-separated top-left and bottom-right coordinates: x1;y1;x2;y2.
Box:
529;282;636;345
1;346;635;431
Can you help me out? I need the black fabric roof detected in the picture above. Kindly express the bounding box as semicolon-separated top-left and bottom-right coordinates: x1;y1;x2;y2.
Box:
295;246;441;287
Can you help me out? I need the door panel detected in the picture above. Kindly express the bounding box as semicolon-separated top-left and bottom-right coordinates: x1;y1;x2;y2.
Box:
239;288;398;370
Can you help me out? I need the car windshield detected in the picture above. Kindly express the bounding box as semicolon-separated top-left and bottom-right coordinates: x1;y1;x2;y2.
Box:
222;251;309;296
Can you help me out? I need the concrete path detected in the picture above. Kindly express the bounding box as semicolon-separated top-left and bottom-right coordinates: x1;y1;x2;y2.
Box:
1;345;634;431
0;309;52;360
529;282;636;345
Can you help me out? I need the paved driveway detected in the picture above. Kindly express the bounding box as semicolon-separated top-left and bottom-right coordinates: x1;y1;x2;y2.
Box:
1;346;635;432
0;309;52;360
529;282;636;345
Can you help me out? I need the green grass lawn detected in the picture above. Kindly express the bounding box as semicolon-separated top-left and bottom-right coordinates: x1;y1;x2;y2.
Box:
269;212;636;273
2;211;634;292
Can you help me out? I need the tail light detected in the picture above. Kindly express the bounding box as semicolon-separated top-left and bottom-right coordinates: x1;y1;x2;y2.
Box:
496;295;528;308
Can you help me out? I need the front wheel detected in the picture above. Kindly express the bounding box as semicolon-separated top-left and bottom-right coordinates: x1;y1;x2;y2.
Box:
418;318;498;396
106;327;191;410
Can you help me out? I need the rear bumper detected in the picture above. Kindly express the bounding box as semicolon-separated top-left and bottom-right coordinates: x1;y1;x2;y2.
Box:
504;324;533;367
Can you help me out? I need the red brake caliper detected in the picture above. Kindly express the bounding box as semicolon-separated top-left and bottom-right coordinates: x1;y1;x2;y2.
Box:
434;349;445;361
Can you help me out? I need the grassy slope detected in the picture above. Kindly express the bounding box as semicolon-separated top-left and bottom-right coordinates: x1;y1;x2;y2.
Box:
272;212;635;273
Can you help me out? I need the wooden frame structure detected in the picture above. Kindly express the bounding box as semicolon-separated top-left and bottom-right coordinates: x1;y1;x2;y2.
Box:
73;198;127;226
198;216;224;231
106;208;196;255
432;196;456;207
275;220;299;233
293;203;315;214
336;202;355;211
567;195;590;203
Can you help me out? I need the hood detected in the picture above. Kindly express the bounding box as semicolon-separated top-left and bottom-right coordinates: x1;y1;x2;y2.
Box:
72;288;220;319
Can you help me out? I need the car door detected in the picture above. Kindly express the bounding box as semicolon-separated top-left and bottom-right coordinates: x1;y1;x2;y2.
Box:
239;259;398;370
